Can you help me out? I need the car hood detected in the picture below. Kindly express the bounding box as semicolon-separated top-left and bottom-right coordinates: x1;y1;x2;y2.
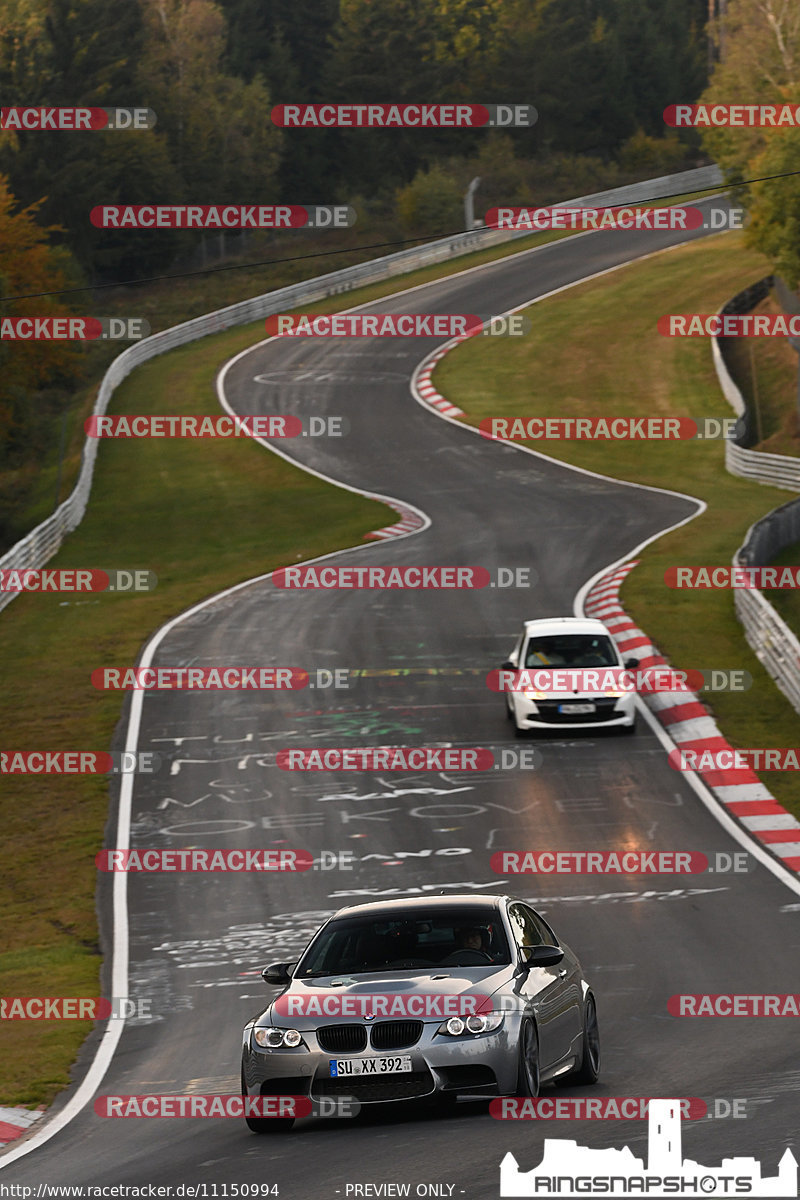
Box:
257;965;516;1026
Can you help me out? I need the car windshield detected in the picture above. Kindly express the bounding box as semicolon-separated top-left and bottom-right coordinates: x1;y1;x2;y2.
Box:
295;907;512;977
523;633;617;668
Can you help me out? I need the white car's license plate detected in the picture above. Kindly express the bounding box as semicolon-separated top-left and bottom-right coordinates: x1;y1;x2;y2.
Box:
558;703;596;714
330;1055;412;1077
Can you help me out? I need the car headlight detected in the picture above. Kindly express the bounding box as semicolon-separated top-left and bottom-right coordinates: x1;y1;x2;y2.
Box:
437;1011;504;1036
253;1027;305;1049
522;689;547;700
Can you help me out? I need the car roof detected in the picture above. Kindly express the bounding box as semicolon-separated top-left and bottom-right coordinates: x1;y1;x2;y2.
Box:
521;617;610;636
331;893;512;921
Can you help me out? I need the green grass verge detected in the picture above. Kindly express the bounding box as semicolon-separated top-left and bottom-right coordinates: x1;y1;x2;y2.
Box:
764;542;800;636
724;291;800;457
5;223;565;551
9;182;726;551
435;230;800;816
0;320;392;1107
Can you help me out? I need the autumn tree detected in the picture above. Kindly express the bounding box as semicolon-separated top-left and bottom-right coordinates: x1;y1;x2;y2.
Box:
0;175;83;464
137;0;282;202
699;0;800;283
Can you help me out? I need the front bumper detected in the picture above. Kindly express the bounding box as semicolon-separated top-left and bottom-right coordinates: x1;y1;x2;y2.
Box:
511;692;636;729
242;1021;519;1106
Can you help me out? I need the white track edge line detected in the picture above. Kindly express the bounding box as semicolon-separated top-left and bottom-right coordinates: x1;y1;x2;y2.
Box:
0;201;737;1166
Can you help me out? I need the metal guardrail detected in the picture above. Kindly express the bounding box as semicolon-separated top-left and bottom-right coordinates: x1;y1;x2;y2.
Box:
0;164;724;614
712;275;800;490
712;281;800;713
734;499;800;715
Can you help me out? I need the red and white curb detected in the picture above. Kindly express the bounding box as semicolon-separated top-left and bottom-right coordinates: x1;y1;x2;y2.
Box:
414;341;466;418
0;1107;44;1147
585;560;800;874
366;497;427;540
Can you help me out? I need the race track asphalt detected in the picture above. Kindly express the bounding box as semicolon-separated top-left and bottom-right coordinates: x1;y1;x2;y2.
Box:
4;199;799;1193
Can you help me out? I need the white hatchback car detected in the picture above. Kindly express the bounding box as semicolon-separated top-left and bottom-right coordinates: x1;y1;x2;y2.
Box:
501;617;638;734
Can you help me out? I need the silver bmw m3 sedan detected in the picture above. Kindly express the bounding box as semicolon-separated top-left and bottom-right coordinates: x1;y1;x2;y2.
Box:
240;893;599;1131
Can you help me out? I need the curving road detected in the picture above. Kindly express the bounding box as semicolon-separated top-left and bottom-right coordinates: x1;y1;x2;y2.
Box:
3;199;799;1194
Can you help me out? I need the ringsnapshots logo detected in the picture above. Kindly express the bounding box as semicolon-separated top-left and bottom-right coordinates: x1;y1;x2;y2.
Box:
271;103;536;128
0;107;156;130
0;317;149;340
498;1098;797;1198
90;205;355;229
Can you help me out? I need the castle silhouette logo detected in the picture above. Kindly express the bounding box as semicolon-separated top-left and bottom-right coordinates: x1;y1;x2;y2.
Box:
500;1098;797;1197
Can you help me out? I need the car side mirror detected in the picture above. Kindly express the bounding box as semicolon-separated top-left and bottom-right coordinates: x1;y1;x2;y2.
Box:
519;945;564;968
623;657;639;669
501;660;516;670
262;962;295;985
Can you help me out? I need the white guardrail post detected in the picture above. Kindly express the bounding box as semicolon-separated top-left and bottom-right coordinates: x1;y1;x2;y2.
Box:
0;165;724;614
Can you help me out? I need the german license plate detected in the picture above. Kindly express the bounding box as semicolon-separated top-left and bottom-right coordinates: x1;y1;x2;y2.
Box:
558;703;595;714
329;1055;412;1077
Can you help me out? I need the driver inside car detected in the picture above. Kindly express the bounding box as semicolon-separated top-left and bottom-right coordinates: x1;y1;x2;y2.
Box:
455;926;484;952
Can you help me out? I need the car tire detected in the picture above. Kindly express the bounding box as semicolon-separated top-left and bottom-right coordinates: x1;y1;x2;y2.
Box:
621;718;637;735
515;1018;540;1097
242;1067;296;1133
558;994;600;1086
